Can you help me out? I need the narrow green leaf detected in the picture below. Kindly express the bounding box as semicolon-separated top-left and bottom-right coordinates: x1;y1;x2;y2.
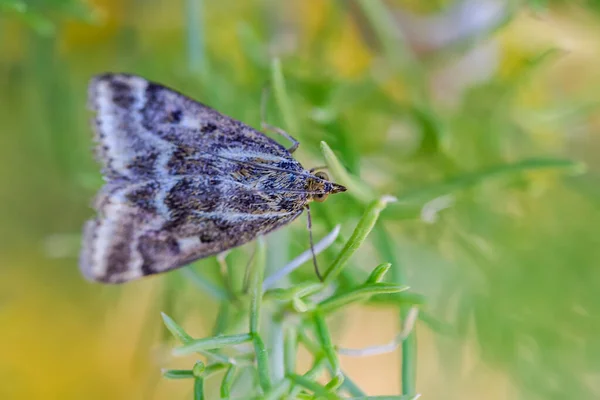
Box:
393;158;585;206
320;141;374;203
161;312;193;343
253;333;272;392
325;373;345;391
162;369;194;379
162;313;242;364
288;374;340;400
366;263;392;284
323;195;397;283
172;333;253;356
319;283;409;315
367;291;426;307
181;267;230;301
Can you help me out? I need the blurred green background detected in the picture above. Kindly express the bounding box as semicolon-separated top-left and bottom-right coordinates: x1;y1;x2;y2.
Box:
2;0;600;399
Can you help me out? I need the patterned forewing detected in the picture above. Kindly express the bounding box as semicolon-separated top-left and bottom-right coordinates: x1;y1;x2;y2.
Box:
88;73;304;180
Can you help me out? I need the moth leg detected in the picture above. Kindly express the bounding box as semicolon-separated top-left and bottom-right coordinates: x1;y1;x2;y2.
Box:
309;165;327;173
217;251;235;296
216;251;230;274
260;86;300;153
262;122;300;153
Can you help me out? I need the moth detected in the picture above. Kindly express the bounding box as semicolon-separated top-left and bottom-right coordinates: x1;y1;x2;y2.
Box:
80;73;346;284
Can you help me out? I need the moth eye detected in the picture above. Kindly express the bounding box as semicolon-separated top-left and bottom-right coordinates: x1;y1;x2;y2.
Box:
315;171;329;181
313;193;329;202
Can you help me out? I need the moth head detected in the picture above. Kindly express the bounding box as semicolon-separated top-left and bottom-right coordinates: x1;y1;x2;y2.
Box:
308;171;347;203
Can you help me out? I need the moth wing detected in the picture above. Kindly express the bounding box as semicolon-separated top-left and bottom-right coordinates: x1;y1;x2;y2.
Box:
80;179;304;284
88;73;301;180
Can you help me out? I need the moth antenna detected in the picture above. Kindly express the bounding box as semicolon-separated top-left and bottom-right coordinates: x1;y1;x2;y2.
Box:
306;205;324;282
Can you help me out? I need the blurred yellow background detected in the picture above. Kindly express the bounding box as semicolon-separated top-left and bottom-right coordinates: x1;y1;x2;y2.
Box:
2;0;600;399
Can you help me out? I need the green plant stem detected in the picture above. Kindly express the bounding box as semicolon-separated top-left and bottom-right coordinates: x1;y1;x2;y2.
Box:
211;301;231;336
185;0;205;73
289;356;326;398
312;311;341;377
248;238;271;392
374;224;416;396
263;378;292;400
193;376;204;400
339;375;367;398
284;324;297;376
172;333;253;356
265;231;289;382
249;238;267;334
271;58;298;134
220;365;237;398
401;330;417;396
